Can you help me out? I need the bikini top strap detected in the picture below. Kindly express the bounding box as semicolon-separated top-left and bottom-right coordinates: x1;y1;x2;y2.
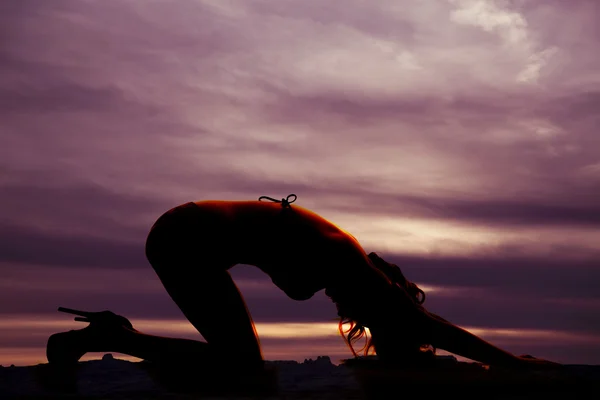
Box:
258;194;297;208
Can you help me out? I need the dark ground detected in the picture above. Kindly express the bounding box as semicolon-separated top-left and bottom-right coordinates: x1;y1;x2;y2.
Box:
1;354;599;399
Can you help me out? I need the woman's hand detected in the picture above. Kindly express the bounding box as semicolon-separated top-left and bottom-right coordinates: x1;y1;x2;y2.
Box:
516;354;563;370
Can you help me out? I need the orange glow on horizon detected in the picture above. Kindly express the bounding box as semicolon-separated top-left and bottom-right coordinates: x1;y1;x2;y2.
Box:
1;317;598;343
1;316;598;366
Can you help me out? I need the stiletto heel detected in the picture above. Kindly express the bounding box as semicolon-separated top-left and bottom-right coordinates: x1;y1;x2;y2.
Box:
58;307;93;323
47;307;133;365
56;307;134;329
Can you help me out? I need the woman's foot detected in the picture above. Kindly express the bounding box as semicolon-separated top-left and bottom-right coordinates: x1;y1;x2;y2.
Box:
46;307;134;365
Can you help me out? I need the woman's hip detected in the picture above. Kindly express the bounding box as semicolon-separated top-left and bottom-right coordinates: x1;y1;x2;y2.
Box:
145;202;232;272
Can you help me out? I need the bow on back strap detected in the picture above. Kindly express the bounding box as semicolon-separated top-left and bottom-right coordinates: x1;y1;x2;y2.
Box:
258;194;297;208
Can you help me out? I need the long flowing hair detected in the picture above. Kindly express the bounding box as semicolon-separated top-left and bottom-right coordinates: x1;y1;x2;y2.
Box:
338;253;430;358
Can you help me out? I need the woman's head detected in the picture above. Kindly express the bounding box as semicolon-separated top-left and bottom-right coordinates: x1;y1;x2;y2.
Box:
333;252;432;360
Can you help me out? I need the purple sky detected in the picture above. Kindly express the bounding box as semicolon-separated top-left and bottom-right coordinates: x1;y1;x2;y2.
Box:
1;0;599;366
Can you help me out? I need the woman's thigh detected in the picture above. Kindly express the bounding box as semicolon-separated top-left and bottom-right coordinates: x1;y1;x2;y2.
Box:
145;203;263;364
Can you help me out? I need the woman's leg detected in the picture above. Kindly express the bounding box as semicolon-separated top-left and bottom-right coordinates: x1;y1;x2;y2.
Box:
47;323;213;365
48;300;261;370
152;267;263;368
144;203;263;369
48;203;263;369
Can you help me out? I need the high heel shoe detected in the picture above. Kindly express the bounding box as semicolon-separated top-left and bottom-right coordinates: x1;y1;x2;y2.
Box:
46;307;133;365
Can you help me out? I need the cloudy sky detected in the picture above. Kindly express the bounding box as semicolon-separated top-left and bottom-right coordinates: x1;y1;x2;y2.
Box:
1;0;599;366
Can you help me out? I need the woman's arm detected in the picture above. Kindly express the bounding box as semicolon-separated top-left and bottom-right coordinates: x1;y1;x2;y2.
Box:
424;309;520;366
423;309;561;369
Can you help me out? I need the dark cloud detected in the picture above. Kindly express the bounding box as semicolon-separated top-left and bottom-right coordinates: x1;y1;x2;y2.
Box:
386;253;600;299
0;223;146;269
544;91;600;123
0;181;169;243
0;82;145;114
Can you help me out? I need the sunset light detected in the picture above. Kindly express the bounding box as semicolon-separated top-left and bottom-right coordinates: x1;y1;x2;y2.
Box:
2;0;599;373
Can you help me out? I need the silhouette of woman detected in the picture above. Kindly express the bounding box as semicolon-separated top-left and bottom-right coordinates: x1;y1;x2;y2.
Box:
47;195;560;371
